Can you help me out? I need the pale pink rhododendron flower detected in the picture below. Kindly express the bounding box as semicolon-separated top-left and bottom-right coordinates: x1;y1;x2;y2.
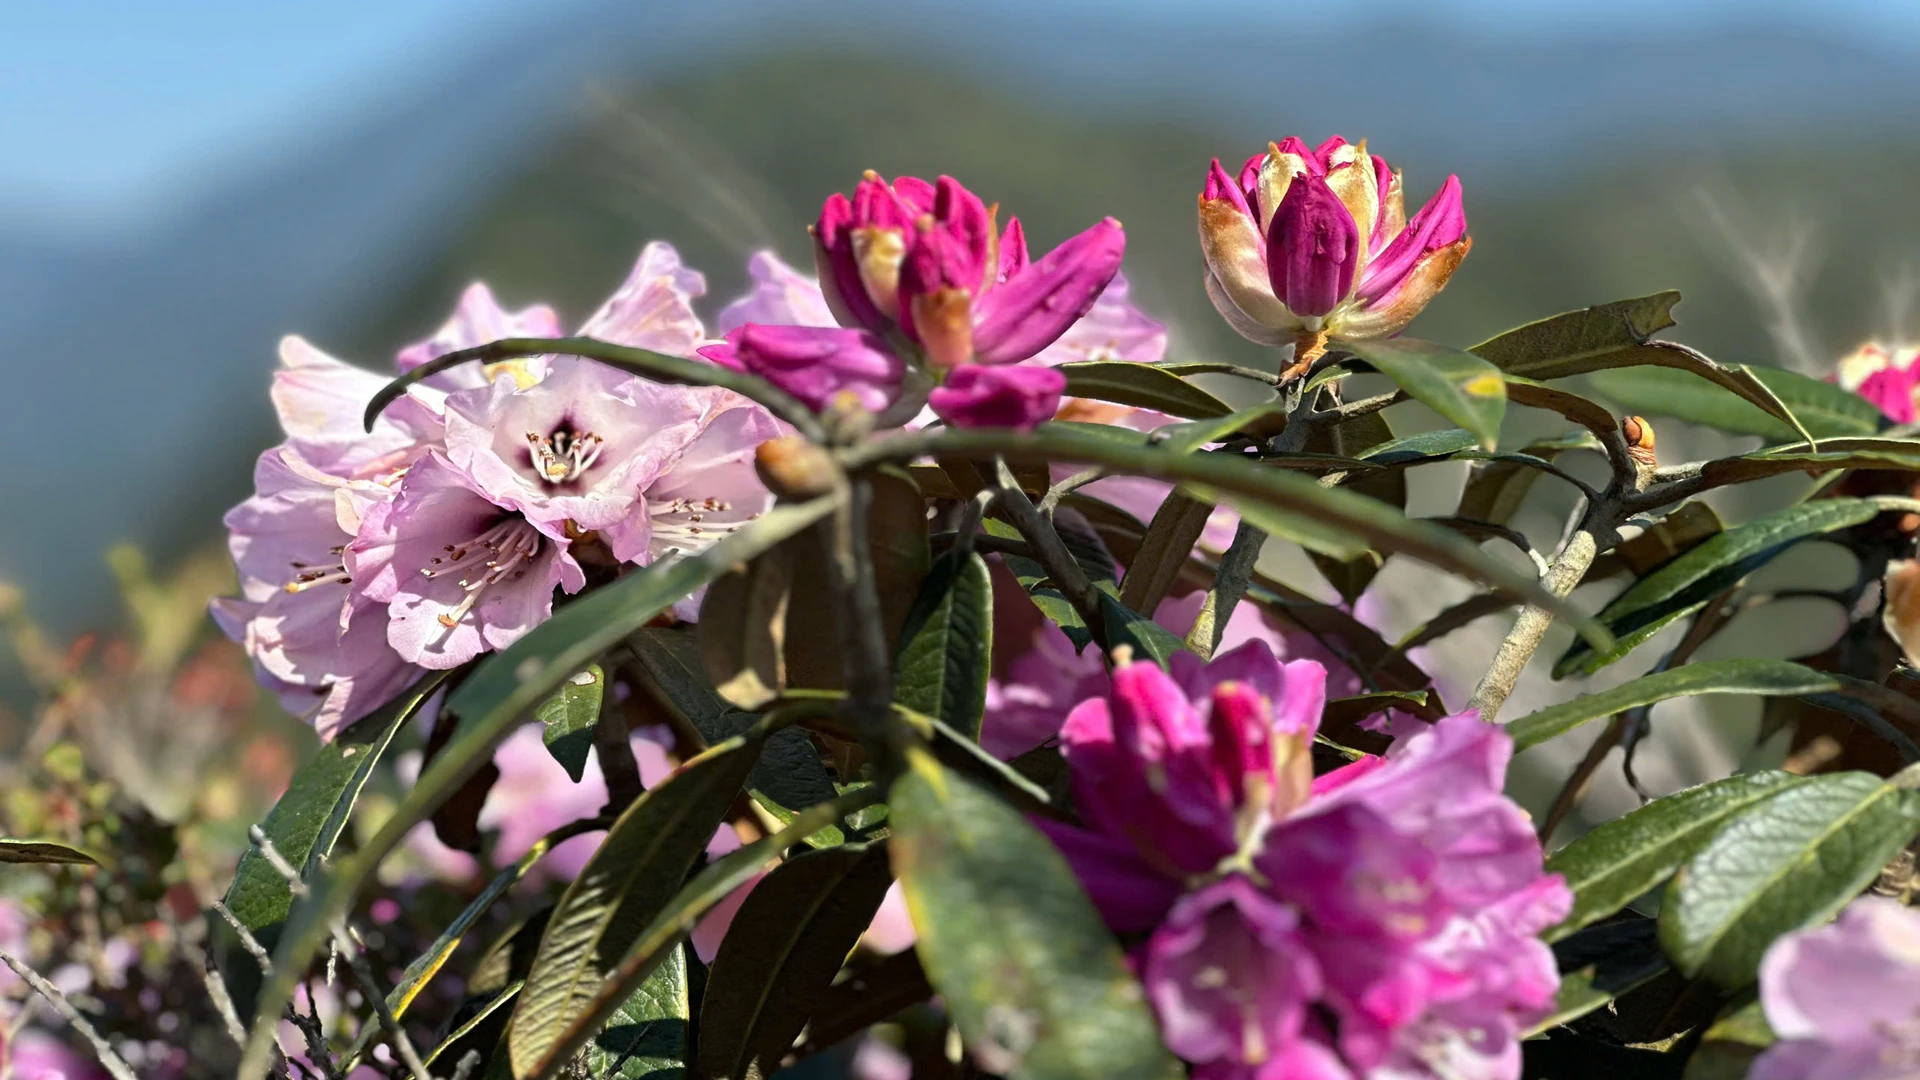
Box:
0;1025;108;1080
1833;342;1920;424
1748;897;1920;1080
217;242;780;736
1040;645;1565;1080
1200;137;1468;366
701;172;1125;430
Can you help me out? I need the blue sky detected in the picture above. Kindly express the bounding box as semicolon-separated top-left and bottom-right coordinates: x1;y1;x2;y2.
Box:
4;0;1916;235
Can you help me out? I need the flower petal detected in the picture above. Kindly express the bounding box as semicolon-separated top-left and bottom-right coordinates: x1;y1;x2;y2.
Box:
576;241;707;355
971;217;1127;365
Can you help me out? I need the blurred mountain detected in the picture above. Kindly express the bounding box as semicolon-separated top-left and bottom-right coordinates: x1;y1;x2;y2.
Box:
7;0;1920;648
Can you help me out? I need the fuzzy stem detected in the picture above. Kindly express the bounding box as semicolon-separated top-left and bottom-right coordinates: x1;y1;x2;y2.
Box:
1467;528;1601;721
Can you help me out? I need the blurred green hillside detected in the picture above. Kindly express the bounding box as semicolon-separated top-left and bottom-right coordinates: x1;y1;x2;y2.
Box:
350;49;1920;377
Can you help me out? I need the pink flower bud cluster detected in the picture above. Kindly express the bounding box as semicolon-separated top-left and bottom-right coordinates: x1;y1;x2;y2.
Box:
1042;644;1567;1080
1200;137;1469;348
701;172;1127;431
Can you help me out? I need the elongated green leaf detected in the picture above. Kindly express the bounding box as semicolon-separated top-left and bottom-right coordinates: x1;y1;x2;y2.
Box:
1682;1000;1774;1080
1457;431;1597;526
1556;498;1887;677
538;666;605;783
1357;428;1480;466
1118;492;1216;614
236;499;838;1080
1509;659;1845;752
891;756;1182;1080
1545;772;1807;941
1337;337;1509;450
1589;364;1886;442
1469;291;1682;379
1057;361;1232;419
845;426;1614;651
1503;376;1619;435
1696;439;1920;487
1529;919;1669;1035
0;839;99;866
520;789;881;1080
982;519;1099;651
1659;771;1920;986
1158;401;1290;452
699;548;792;711
422;982;523;1069
1099;592;1187;666
581;943;692;1080
894;550;993;739
698;845;894;1080
217;669;449;1019
508;730;767;1076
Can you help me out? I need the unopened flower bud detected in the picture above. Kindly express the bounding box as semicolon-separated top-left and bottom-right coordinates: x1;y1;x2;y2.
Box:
754;436;840;500
1623;415;1657;466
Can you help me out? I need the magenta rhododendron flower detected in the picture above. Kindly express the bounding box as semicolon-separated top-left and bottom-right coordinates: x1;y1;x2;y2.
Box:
925;364;1066;431
1833;341;1920;423
217;242;780;734
1200;137;1469;355
1750;897;1920;1080
1040;645;1565;1080
700;172;1124;427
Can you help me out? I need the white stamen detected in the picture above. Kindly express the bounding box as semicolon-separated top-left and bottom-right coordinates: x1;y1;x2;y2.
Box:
526;428;604;484
420;518;544;634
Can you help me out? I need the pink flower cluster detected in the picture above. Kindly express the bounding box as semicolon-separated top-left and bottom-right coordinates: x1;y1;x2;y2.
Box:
1751;897;1920;1080
1200;137;1468;350
1834;342;1920;424
1040;645;1566;1080
214;245;782;738
701;172;1127;431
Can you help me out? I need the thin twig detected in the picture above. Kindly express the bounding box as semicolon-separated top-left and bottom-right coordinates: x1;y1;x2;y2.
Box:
950;489;998;560
993;459;1106;638
1037;467;1105;517
200;944;252;1047
0;950;140;1080
212;899;275;977
1467;524;1608;722
336;924;432;1080
450;1050;483;1080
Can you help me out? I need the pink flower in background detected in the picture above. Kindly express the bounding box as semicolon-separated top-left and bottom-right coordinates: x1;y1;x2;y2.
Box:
221;242;780;733
1039;647;1564;1080
1;1026;107;1080
702;324;904;413
1833;341;1920;424
1200;137;1469;350
1749;897;1920;1080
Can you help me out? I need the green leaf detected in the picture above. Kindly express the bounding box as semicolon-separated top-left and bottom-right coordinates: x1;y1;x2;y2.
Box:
1117;492;1216;614
1659;771;1920;986
1589;364;1885;442
236;498;838;1080
1356;428;1480;466
580;943;692;1080
1158;401;1290;453
1503;375;1620;436
507;729;767;1077
538;666;605;783
1556;498;1889;677
1696;438;1920;487
1545;772;1807;941
890;756;1182;1080
515;790;881;1080
1457;431;1597;526
1469;291;1682;379
1528;919;1669;1035
848;426;1614;652
984;519;1096;651
1099;592;1188;666
894;550;993;740
1336;337;1509;451
0;839;99;866
1683;1000;1774;1080
1056;361;1232;419
697;845;894;1080
699;548;792;711
216;669;449;1020
1509;659;1847;752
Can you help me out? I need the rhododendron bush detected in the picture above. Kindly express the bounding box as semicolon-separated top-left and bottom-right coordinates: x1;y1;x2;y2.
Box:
18;140;1920;1080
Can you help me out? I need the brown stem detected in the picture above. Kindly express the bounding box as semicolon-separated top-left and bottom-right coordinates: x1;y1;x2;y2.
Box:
1467;527;1602;721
